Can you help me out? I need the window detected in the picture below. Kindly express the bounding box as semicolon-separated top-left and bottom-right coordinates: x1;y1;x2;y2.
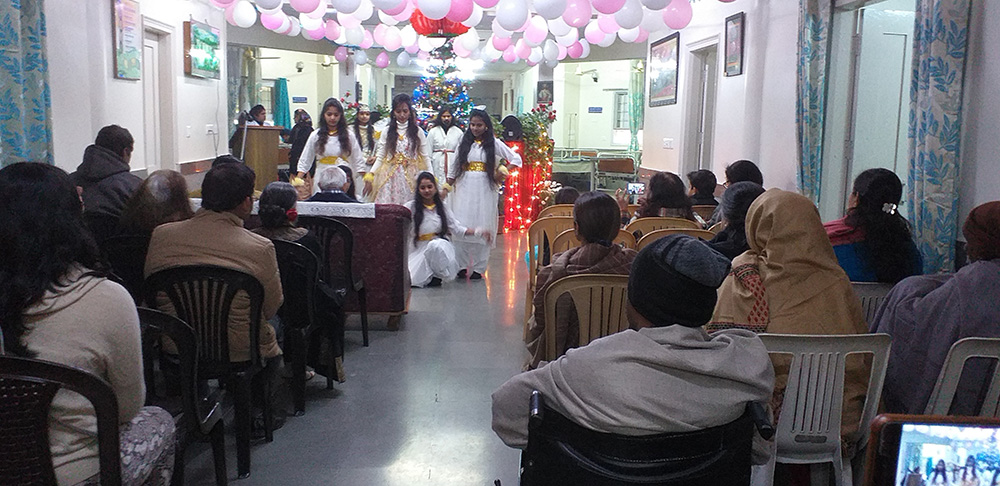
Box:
612;91;643;131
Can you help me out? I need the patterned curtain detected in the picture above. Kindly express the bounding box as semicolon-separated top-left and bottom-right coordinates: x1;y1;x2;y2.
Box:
908;0;972;273
273;78;291;129
0;0;52;167
628;59;645;152
795;0;834;204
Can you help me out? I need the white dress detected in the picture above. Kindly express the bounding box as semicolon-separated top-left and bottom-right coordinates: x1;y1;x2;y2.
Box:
296;128;365;196
427;125;464;184
405;201;465;287
448;138;522;273
369;121;432;205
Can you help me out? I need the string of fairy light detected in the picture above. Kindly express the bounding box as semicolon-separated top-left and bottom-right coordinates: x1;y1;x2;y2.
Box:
504;104;556;230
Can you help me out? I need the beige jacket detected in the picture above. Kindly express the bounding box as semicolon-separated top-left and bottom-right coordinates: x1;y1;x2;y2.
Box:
21;267;144;485
145;209;283;362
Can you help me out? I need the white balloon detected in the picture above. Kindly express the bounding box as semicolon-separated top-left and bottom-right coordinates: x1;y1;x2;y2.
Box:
306;0;328;18
547;16;571;36
338;11;361;27
555;28;578;46
533;0;566;21
331;0;362;14
528;47;543;63
545;59;558;67
461;30;480;50
596;31;615;46
618;26;640;42
492;17;513;38
639;0;666;9
354;50;369;64
495;0;529;31
579;39;591;57
230;1;257;28
462;4;484;27
288;17;302;36
346;26;364;45
397;51;412;67
383;26;402;50
353;0;374;21
257;3;284;15
542;39;559;61
640;7;664;32
299;13;323;31
378;10;400;25
418;0;451;20
418;35;434;52
335;29;347;43
371;0;400;9
614;0;642;29
255;0;283;10
400;24;418;46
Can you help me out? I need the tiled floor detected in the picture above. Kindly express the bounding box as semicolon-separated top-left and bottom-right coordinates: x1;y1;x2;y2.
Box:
184;232;529;485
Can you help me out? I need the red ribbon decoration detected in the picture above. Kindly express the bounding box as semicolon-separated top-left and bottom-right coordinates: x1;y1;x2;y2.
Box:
410;9;470;36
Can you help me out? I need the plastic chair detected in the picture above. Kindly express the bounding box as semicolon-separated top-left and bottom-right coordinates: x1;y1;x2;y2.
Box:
297;216;369;347
708;222;726;234
538;204;574;218
757;333;891;486
520;390;773;486
137;307;227;486
550;229;636;256
100;234;151;305
925;338;1000;416
692;204;718;221
0;355;122;486
543;274;630;362
850;282;894;326
625;217;701;238
524;216;576;336
636;228;718;251
144;265;271;479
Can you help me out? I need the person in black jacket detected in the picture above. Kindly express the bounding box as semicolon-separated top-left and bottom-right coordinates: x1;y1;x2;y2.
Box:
70;125;142;241
287;109;314;174
307;166;359;203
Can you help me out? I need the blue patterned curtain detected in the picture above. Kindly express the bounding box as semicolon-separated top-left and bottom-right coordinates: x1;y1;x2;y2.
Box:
0;0;52;166
908;0;972;273
628;60;645;152
796;0;833;204
273;78;291;129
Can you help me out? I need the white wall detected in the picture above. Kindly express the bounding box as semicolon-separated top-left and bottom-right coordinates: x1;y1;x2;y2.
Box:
569;60;632;149
46;0;228;173
258;48;338;122
642;0;799;191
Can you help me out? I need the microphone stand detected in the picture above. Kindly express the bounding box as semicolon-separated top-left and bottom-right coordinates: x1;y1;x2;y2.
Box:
239;111;250;161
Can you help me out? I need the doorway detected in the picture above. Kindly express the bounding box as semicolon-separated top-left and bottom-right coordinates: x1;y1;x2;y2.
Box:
142;24;174;172
683;43;719;175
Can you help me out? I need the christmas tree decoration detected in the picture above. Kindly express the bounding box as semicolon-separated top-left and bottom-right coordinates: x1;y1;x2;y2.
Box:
411;60;475;121
504;103;556;230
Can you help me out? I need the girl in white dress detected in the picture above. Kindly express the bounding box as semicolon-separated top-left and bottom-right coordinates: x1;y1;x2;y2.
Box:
352;104;379;201
295;98;365;196
406;172;491;287
443;109;522;279
364;94;431;205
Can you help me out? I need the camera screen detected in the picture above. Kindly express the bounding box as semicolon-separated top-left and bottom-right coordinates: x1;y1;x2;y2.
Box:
627;183;645;195
895;423;1000;485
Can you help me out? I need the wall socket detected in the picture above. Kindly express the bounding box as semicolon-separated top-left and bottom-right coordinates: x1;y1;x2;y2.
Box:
662;138;675;149
185;125;192;138
205;124;216;135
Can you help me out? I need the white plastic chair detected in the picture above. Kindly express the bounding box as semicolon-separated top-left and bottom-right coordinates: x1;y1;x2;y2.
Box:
925;337;1000;416
757;333;891;486
850;282;894;326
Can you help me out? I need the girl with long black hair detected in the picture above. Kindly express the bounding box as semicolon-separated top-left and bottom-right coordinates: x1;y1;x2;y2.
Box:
406;172;490;287
352;104;377;181
295;97;365;197
365;94;431;204
824;168;922;283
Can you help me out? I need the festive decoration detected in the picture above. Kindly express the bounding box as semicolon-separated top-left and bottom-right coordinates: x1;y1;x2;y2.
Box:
504;104;556;230
410;9;470;36
411;61;475;120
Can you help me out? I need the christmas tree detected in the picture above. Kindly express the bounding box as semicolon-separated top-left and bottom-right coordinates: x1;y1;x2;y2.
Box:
412;63;475;122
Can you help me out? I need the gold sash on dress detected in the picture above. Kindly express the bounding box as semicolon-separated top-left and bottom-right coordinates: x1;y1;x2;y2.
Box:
418;233;437;241
467;161;486;172
318;155;347;165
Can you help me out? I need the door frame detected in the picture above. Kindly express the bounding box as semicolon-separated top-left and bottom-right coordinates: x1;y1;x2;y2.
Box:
141;17;177;172
680;35;721;178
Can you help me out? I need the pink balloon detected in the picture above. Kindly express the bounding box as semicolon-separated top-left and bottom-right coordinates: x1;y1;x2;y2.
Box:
277;18;296;34
524;16;548;45
662;0;692;30
305;26;325;40
405;43;420;54
211;0;237;8
567;40;584;58
446;0;475;22
591;0;624;15
562;0;592;28
475;0;500;8
557;43;567;59
502;45;517;62
338;12;362;28
335;46;349;62
383;27;402;50
492;35;512;50
261;13;285;30
597;13;617;33
290;0;321;13
391;2;416;20
417;50;430;60
383;0;409;15
527;60;538;66
584;21;605;44
376;51;391;68
325;20;342;40
373;24;387;44
634;27;649;43
515;38;531;58
361;29;375;48
453;41;471;57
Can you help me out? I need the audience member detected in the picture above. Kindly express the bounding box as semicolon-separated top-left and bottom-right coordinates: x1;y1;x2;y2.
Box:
524;192;638;369
707;160;765;226
631;172;695;221
708;189;869;448
708;182;765;260
145;162;283;367
117;169;194;237
553;186;580;205
873;201;1000;415
687;169;719;206
287;109;313;172
212;154;242;167
495;234;773;450
307;166;359;203
0;162;175;485
71;125;142;240
825;168;922;282
340;165;358;200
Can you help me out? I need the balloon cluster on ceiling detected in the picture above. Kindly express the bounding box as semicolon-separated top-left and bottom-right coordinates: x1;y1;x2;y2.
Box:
212;0;706;68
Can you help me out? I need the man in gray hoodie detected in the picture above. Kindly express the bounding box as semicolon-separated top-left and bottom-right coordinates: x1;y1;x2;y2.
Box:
71;125;142;240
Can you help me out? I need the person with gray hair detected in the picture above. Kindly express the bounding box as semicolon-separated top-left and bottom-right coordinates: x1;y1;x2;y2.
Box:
308;166;359;203
708;181;766;260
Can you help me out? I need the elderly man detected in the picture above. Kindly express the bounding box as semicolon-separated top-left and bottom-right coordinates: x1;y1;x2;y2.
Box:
493;234;774;448
307;166;359;203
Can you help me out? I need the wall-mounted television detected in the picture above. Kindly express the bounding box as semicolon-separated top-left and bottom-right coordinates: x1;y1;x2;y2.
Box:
184;20;221;79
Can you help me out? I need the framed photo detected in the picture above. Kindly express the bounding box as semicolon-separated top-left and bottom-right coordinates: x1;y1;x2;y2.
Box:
184;20;222;79
648;33;679;107
536;81;553;105
112;0;141;80
725;12;745;77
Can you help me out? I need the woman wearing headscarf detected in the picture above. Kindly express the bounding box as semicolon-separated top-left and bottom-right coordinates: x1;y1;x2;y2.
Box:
707;181;765;260
872;201;1000;415
708;189;869;450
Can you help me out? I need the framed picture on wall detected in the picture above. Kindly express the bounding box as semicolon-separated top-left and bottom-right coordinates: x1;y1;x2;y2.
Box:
648;32;679;107
112;0;141;80
725;12;745;77
184;20;221;79
537;81;553;105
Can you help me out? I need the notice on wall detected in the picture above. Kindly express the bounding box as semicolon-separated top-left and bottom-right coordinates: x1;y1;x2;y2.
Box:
112;0;141;80
292;96;308;104
588;107;603;113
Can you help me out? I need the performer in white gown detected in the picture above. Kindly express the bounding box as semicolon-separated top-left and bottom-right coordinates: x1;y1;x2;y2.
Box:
426;107;464;184
351;104;380;201
364;94;431;205
443;109;522;279
295;98;365;196
406;172;492;287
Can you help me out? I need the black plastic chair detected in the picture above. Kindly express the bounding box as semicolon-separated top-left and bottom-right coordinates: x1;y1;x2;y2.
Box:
0;356;122;486
272;240;342;412
297;216;370;346
144;265;272;479
100;234;151;304
519;391;773;486
137;307;227;486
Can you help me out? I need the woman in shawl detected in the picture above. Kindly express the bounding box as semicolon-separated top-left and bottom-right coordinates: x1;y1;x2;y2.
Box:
364;94;431;205
872;201;1000;415
707;181;765;260
708;189;869;449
